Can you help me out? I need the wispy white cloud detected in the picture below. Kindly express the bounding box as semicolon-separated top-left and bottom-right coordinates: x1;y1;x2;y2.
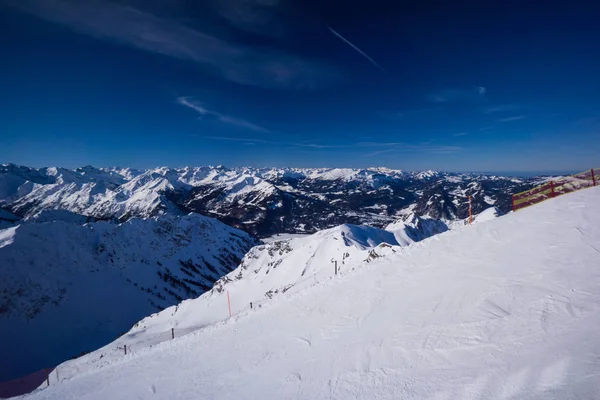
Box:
482;104;517;114
200;135;460;155
294;143;353;149
10;0;337;89
479;126;495;131
328;27;386;73
428;87;486;104
570;116;600;130
177;97;270;132
356;141;405;147
213;0;286;37
453;132;468;137
203;135;274;143
364;148;399;157
498;115;526;122
379;107;441;120
201;135;353;148
364;144;462;157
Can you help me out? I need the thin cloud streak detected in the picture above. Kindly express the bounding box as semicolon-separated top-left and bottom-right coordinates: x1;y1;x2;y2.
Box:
364;144;462;157
203;136;355;148
213;0;286;37
429;87;486;104
178;97;270;132
11;0;337;89
328;27;386;73
356;141;406;147
453;132;468;137
498;115;526;122
201;136;459;155
482;104;517;114
203;136;274;143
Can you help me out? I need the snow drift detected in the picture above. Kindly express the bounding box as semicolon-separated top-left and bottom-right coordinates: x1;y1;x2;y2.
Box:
19;187;600;399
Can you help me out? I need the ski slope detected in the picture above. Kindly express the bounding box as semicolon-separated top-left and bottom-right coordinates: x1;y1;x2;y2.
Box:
18;187;600;400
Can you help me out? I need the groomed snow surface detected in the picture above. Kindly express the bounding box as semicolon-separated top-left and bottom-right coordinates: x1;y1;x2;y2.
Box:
18;187;600;399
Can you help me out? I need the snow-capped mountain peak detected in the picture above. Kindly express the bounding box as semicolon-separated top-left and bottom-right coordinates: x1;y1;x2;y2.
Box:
1;164;544;238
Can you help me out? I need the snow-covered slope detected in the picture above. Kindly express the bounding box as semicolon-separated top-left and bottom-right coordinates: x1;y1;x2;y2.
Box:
119;224;417;344
0;214;257;382
0;208;20;229
385;211;449;241
22;187;600;400
472;206;504;223
20;222;426;385
384;206;502;238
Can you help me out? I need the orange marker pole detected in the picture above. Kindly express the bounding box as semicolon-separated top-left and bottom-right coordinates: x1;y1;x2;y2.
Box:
468;195;473;224
227;290;232;318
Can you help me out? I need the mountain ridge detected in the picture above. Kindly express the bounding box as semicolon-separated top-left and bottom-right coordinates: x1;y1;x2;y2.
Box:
0;212;257;382
1;163;543;237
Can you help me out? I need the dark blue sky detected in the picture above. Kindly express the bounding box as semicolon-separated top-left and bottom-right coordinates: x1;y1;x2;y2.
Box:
1;0;599;173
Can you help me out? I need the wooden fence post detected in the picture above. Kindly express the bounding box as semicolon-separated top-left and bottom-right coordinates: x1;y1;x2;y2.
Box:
124;344;127;355
56;368;59;382
227;290;232;318
46;375;50;387
468;196;473;224
335;260;338;275
592;169;596;186
171;328;174;340
250;302;253;309
550;181;555;198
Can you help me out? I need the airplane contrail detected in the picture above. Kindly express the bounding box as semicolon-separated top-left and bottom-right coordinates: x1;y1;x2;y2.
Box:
328;26;386;73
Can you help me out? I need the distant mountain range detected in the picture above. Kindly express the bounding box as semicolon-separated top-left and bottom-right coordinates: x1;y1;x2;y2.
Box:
0;164;544;237
0;163;545;383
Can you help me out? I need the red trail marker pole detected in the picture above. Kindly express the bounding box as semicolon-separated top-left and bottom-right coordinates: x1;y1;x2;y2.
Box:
227;290;232;318
468;196;473;224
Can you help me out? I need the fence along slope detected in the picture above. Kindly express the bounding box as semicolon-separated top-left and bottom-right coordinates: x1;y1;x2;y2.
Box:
512;168;598;211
